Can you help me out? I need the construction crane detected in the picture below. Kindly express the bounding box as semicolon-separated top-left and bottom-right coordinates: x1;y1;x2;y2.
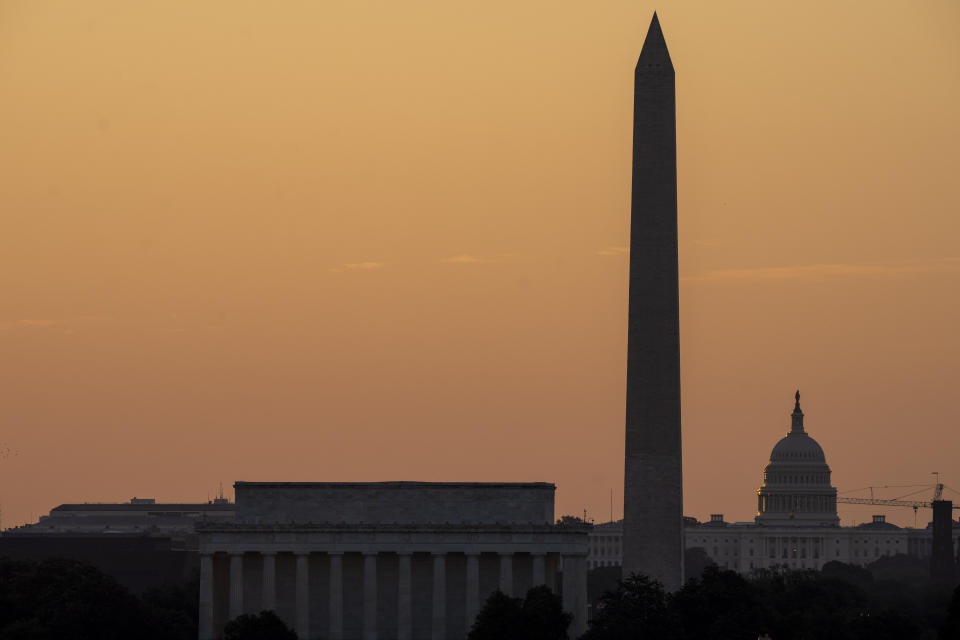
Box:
836;494;957;509
836;473;960;525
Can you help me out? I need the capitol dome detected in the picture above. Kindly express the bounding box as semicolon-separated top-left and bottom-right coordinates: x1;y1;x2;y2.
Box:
769;431;826;463
755;392;839;527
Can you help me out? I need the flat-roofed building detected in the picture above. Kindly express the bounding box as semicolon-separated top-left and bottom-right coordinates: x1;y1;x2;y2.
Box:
197;481;589;640
5;497;234;535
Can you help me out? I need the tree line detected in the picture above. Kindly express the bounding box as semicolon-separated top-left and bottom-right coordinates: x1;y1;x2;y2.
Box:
1;555;957;639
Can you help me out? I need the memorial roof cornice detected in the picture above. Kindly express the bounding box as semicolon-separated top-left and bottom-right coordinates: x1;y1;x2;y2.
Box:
233;481;556;489
51;503;234;512
197;522;588;533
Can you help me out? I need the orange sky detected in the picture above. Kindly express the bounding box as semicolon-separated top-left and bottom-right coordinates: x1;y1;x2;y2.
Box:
1;1;958;529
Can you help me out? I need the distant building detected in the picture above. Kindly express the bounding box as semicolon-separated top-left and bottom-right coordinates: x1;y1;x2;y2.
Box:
4;497;234;536
586;395;960;575
684;513;958;573
587;520;623;570
197;482;588;640
1;496;234;592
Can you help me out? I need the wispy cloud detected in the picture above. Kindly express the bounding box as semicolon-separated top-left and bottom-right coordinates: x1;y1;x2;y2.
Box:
330;262;385;273
16;319;57;327
442;254;487;264
0;315;118;333
693;239;723;248
684;258;960;283
0;319;58;331
596;246;629;256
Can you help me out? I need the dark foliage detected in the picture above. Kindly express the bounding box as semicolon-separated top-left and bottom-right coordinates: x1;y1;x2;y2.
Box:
683;546;717;583
586;547;715;619
673;566;765;640
468;587;571;640
580;573;678;640
468;590;523;640
223;610;297;640
820;560;873;587
0;556;194;640
522;585;573;640
868;553;929;586
140;571;200;640
587;565;622;606
758;570;874;640
940;583;960;640
577;563;956;640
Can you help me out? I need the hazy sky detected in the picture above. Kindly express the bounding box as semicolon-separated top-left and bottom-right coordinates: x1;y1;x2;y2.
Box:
1;1;958;529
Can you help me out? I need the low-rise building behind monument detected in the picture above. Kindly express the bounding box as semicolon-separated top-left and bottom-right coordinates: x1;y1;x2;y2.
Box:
0;496;233;592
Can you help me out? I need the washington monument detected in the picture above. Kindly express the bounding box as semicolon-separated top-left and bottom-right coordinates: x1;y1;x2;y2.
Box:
622;13;683;590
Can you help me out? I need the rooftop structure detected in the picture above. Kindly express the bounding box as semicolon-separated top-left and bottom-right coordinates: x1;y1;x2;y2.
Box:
233;481;555;526
4;497;234;536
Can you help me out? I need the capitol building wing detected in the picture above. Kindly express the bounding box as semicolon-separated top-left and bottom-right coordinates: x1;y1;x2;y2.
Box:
586;393;959;575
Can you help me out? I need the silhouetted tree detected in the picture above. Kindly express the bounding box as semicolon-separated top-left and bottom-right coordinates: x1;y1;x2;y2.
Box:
940;583;960;640
468;590;524;640
580;574;677;640
468;587;571;640
683;546;716;583
474;561;955;639
0;618;50;640
867;553;928;586
673;566;765;640
755;570;871;640
223;610;297;640
141;570;200;640
846;606;920;640
0;556;182;640
587;564;622;606
820;560;873;587
521;585;572;640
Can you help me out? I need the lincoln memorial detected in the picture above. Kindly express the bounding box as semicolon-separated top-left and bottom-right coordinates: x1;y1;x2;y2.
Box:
197;482;589;640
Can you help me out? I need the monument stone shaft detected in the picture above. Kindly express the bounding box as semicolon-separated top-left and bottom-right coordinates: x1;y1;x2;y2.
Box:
622;13;683;590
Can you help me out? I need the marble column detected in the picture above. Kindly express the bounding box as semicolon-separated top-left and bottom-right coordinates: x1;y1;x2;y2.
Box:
229;553;244;621
262;552;277;612
498;553;513;596
561;555;588;638
464;552;480;635
329;552;344;640
199;553;214;640
532;552;547;587
295;553;310;640
363;552;378;640
397;552;413;640
431;553;446;640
